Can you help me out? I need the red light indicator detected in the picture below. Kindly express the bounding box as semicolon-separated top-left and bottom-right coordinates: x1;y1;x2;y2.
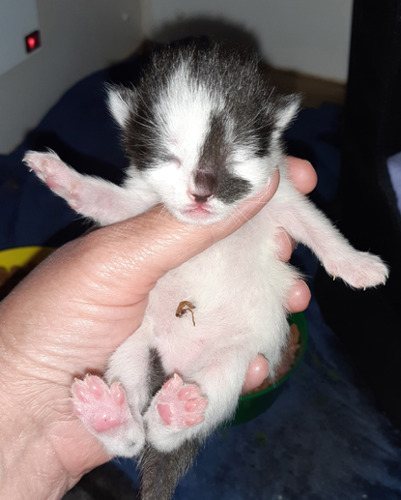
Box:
25;31;41;53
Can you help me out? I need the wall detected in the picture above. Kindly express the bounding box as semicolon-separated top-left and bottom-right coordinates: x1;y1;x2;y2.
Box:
0;0;41;75
0;0;353;153
143;0;353;82
0;0;142;153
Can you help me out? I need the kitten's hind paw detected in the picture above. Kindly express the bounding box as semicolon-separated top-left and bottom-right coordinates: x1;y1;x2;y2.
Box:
71;375;145;457
72;375;129;432
144;375;208;452
155;374;208;429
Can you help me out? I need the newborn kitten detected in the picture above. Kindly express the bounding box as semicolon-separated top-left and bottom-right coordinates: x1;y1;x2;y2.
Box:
24;39;388;499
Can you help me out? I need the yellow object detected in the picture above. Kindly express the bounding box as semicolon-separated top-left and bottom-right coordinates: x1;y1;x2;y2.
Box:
0;246;54;270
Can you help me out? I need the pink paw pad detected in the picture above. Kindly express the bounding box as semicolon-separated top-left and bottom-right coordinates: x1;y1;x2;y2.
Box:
156;374;208;429
72;375;130;433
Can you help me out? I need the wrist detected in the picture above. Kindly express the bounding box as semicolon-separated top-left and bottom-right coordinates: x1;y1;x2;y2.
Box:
0;309;72;499
0;292;111;499
0;383;71;500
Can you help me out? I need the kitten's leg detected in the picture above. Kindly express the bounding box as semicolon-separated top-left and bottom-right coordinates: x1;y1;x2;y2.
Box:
144;349;251;452
271;185;389;289
23;151;150;225
71;374;145;457
71;333;154;458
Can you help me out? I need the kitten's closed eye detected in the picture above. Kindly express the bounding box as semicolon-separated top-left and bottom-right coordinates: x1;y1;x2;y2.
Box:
161;154;182;167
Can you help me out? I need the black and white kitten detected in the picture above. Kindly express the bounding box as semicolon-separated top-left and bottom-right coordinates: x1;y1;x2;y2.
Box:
24;40;388;499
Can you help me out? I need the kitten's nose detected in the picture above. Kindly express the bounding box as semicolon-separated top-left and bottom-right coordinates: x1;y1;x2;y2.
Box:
192;193;212;204
193;170;217;203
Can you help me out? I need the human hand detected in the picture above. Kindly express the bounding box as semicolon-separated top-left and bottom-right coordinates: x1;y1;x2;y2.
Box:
0;157;316;499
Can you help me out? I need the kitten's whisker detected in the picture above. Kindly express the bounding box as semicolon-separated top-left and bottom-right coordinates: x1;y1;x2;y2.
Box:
155;204;169;221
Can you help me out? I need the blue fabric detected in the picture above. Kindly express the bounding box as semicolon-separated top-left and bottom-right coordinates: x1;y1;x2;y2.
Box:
1;55;400;499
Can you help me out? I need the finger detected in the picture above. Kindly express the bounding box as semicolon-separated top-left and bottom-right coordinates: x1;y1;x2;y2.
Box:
275;227;296;262
91;169;281;290
287;279;311;313
286;157;318;195
241;354;270;394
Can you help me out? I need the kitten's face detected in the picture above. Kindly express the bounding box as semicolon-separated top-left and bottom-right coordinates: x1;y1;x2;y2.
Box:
134;85;274;225
108;43;299;225
142;156;269;226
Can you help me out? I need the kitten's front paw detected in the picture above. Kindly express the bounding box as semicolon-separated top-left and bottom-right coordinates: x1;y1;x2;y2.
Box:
155;374;208;429
72;375;145;457
326;251;389;289
23;151;82;210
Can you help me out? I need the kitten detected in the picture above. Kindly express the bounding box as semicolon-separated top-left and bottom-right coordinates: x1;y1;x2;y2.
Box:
24;39;388;499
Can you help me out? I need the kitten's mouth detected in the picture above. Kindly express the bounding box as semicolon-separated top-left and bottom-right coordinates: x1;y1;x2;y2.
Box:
184;206;212;218
177;204;218;224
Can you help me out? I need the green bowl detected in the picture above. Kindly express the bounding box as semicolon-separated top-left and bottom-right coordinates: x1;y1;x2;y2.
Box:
231;312;308;426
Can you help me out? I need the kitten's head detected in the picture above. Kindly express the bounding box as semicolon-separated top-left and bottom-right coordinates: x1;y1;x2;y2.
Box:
108;40;299;225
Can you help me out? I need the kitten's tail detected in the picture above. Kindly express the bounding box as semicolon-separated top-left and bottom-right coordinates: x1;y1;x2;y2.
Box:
139;440;200;500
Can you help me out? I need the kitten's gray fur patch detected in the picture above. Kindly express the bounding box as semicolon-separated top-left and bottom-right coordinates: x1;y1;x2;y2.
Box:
198;113;252;203
139;349;199;500
139;440;200;500
148;348;167;399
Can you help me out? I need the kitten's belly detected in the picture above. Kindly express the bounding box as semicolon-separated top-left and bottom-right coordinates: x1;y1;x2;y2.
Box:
146;219;298;374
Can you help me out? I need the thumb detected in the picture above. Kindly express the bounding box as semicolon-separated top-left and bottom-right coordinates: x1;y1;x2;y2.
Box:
22;170;279;314
89;170;280;293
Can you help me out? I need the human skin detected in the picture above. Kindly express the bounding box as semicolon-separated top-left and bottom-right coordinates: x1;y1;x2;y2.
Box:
0;158;316;499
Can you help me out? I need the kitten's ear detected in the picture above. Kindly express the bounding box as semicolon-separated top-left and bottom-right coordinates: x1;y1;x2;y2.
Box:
106;84;137;128
274;94;301;131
